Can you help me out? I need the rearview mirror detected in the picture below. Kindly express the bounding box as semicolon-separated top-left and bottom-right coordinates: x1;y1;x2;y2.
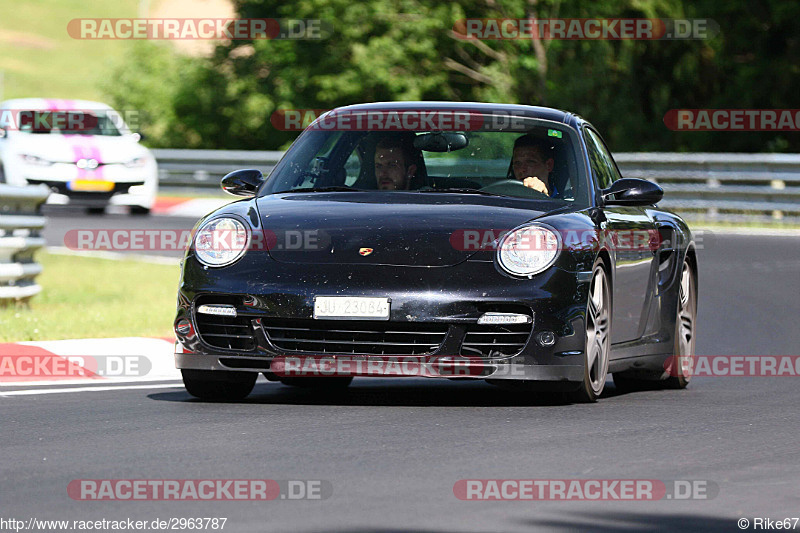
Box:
413;132;469;152
602;178;663;206
221;169;264;197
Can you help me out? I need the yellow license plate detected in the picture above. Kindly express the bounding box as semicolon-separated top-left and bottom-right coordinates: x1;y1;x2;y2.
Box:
68;180;115;192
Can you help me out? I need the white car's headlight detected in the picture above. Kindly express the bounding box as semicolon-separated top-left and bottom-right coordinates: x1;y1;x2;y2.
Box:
193;217;250;267
20;154;53;166
497;224;561;277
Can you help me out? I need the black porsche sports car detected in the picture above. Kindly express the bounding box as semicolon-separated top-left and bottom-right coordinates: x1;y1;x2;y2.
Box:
173;102;697;403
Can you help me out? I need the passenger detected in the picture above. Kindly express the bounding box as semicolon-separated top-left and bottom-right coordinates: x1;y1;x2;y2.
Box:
374;135;418;191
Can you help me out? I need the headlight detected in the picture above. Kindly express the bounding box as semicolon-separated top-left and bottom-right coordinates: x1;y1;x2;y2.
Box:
193;217;250;267
123;156;148;168
497;224;561;277
19;154;53;166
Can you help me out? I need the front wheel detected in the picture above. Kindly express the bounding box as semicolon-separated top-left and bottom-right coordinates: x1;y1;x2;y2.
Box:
181;369;257;401
570;261;611;403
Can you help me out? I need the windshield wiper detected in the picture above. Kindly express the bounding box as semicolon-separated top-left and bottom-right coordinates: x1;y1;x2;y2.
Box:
282;186;362;193
418;187;506;197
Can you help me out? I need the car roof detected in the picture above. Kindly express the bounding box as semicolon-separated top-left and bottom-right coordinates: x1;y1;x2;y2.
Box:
328;101;586;129
0;98;114;111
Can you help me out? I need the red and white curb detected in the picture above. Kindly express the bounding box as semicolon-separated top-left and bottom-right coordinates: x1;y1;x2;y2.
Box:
0;337;183;396
152;197;231;218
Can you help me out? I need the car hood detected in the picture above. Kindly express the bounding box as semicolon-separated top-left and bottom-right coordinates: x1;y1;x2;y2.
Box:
255;192;554;267
5;133;148;164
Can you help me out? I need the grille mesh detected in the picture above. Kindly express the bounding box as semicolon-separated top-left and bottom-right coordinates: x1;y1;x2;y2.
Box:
195;313;256;351
261;318;448;355
460;323;532;357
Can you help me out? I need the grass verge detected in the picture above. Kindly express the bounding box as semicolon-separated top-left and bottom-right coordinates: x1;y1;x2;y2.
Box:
0;251;179;342
0;0;143;102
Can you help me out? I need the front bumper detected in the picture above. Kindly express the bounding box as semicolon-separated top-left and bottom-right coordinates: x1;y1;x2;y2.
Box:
8;161;157;208
45;188;155;208
174;253;592;382
175;348;585;382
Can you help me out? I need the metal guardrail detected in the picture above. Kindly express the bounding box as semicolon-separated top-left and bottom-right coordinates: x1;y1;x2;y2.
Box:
614;153;800;222
153;149;285;188
153;150;800;223
0;184;49;303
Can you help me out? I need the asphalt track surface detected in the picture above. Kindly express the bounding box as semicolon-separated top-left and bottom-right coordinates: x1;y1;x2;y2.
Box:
5;210;800;532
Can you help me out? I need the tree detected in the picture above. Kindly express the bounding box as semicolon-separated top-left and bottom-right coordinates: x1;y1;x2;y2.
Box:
103;0;800;152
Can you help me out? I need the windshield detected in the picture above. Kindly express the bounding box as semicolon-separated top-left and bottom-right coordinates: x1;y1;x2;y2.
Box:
16;110;123;136
261;114;590;207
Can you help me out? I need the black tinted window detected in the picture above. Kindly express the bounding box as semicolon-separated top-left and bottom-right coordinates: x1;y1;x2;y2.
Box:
263;114;591;207
584;128;620;189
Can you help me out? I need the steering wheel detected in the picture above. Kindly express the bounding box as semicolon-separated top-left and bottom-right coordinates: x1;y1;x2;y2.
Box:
480;179;550;199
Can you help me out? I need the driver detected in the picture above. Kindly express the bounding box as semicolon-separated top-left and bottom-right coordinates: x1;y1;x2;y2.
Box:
510;134;555;196
374;134;418;191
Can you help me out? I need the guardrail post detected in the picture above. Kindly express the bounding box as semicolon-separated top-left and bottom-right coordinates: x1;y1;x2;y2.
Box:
193;170;210;182
0;184;49;305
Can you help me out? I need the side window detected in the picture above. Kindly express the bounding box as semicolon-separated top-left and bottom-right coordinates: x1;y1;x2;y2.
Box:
584;128;620;190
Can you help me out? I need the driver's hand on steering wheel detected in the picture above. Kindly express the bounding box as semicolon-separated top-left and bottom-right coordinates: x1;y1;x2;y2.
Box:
522;176;549;195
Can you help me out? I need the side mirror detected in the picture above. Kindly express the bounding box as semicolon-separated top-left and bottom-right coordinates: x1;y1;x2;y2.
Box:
221;169;264;197
602;178;663;206
0;128;6;139
130;132;143;142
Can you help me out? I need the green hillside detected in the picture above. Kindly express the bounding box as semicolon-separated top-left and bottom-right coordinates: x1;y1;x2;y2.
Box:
0;0;151;102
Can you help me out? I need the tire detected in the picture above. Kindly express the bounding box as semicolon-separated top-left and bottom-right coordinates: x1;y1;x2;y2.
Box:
86;207;106;215
279;376;353;389
664;259;697;389
130;206;151;216
0;163;6;183
570;260;611;403
181;369;257;401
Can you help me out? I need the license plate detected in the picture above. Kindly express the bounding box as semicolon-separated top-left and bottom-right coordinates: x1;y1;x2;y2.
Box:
68;180;114;192
314;296;390;320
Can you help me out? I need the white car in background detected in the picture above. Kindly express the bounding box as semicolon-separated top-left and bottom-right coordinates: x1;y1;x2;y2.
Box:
0;98;157;214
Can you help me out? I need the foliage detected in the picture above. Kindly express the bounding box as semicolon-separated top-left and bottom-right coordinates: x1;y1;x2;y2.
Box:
103;0;800;152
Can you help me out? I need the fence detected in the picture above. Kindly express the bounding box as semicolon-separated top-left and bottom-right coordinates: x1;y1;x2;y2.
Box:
0;184;49;303
152;150;800;223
